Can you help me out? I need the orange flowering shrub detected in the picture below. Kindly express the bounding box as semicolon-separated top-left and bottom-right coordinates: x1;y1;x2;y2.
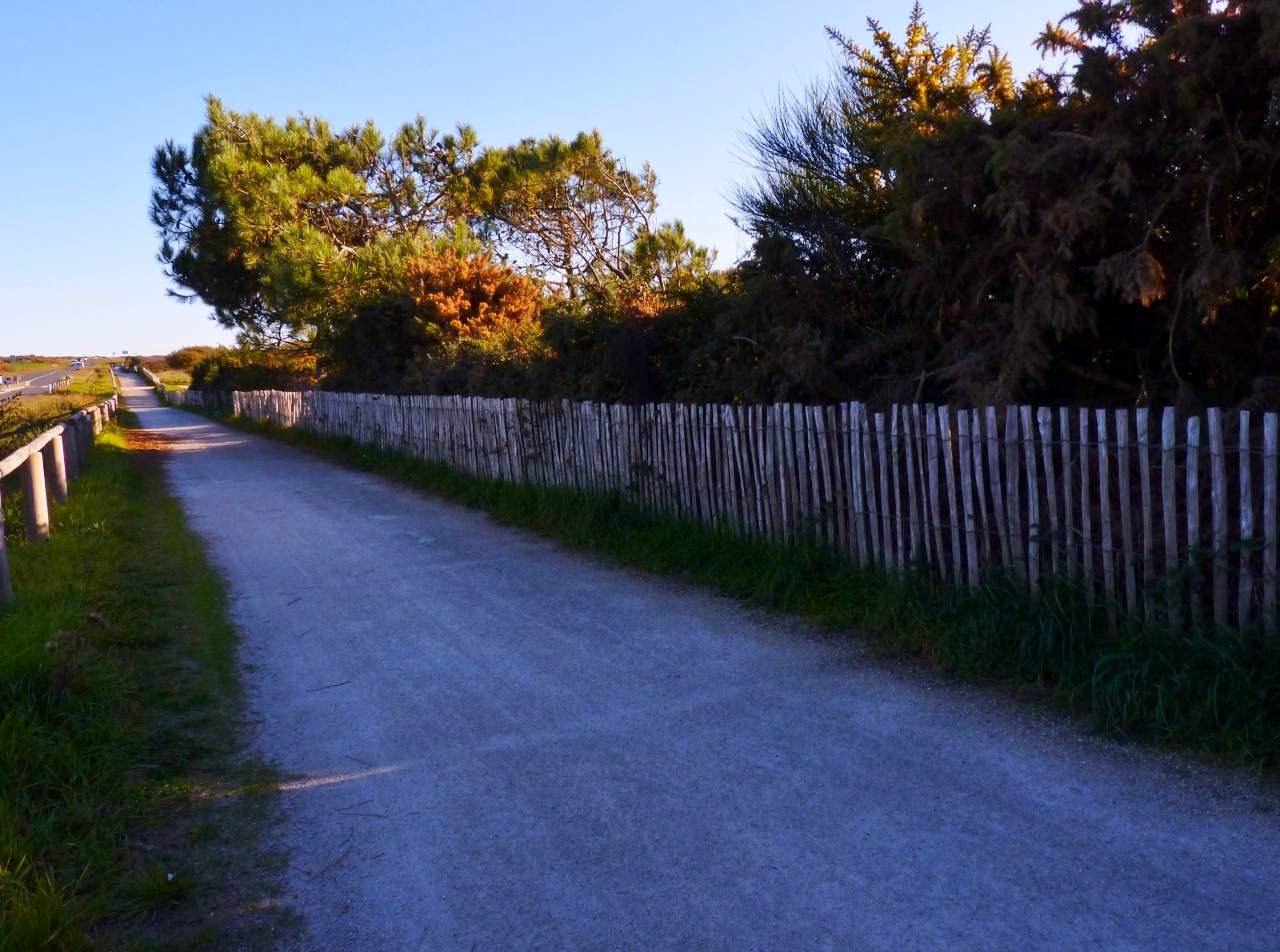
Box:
407;251;542;354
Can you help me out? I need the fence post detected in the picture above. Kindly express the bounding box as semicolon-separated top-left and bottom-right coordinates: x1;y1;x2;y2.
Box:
1187;415;1203;627
1240;410;1255;633
23;449;50;542
1161;407;1179;626
1005;407;1024;584
74;414;89;463
1018;407;1039;592
1265;412;1278;639
63;421;80;480
1038;407;1060;578
1097;409;1116;626
45;433;68;504
1207;407;1228;630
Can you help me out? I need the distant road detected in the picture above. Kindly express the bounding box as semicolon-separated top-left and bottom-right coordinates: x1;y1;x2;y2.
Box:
0;360;93;398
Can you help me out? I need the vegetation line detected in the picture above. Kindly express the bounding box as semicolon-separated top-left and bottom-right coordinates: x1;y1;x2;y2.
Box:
0;414;286;951
207;408;1280;771
152;3;1279;411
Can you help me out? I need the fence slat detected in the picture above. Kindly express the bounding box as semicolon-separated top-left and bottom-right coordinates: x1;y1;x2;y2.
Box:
678;404;695;517
940;406;962;586
957;409;978;586
1137;408;1153;620
1208;407;1228;629
890;407;906;568
1117;409;1138;615
1188;415;1203;627
1098;409;1116;624
752;406;769;537
1061;408;1076;581
1162;408;1179;626
927;407;946;579
908;406;928;569
731;406;750;534
1038;407;1060;578
1005;407;1025;584
810;405;826;538
800;406;816;540
795;405;812;539
1020;407;1040;593
760;405;774;534
904;406;923;563
862;406;883;566
713;406;729;524
1265;413;1278;639
825;406;845;551
849;404;868;565
971;409;992;576
875;412;895;570
986;407;1010;572
1240;410;1255;633
817;406;836;546
784;404;800;541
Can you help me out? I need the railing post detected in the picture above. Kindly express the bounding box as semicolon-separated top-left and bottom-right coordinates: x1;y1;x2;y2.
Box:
63;422;80;480
77;414;91;461
46;433;68;503
23;449;50;542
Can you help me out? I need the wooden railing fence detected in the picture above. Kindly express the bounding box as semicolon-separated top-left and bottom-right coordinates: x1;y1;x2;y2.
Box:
0;395;120;604
170;388;1280;637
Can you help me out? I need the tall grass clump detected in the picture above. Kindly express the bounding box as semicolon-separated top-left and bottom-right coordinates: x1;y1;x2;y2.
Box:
211;410;1280;768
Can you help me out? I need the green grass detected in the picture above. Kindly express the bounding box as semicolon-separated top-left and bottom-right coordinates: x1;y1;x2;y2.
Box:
205;409;1280;770
67;365;117;400
0;415;287;950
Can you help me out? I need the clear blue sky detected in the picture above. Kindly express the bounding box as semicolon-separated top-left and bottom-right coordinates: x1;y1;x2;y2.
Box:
0;0;1073;357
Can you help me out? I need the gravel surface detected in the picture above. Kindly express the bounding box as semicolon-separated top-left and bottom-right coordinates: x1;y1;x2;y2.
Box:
122;375;1280;951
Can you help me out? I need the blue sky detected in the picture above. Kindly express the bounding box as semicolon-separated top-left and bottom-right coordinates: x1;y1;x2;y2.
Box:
0;0;1073;356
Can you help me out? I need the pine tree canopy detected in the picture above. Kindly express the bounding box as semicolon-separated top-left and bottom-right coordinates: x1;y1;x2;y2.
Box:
158;1;1280;409
737;0;1280;407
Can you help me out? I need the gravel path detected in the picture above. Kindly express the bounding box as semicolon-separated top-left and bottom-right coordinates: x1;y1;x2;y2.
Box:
122;375;1280;951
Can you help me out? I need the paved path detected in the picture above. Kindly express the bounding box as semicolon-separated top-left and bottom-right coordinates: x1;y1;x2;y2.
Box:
121;375;1280;951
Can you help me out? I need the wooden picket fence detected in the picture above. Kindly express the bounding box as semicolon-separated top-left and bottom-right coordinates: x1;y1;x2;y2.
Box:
169;388;1280;637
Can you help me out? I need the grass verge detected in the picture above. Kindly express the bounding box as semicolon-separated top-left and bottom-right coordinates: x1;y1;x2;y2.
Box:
1;413;289;950
198;408;1280;771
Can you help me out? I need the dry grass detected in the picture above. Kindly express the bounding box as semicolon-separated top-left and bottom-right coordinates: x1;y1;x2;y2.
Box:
0;359;63;377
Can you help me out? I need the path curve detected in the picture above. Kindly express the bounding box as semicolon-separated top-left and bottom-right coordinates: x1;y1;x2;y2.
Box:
122;375;1280;951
